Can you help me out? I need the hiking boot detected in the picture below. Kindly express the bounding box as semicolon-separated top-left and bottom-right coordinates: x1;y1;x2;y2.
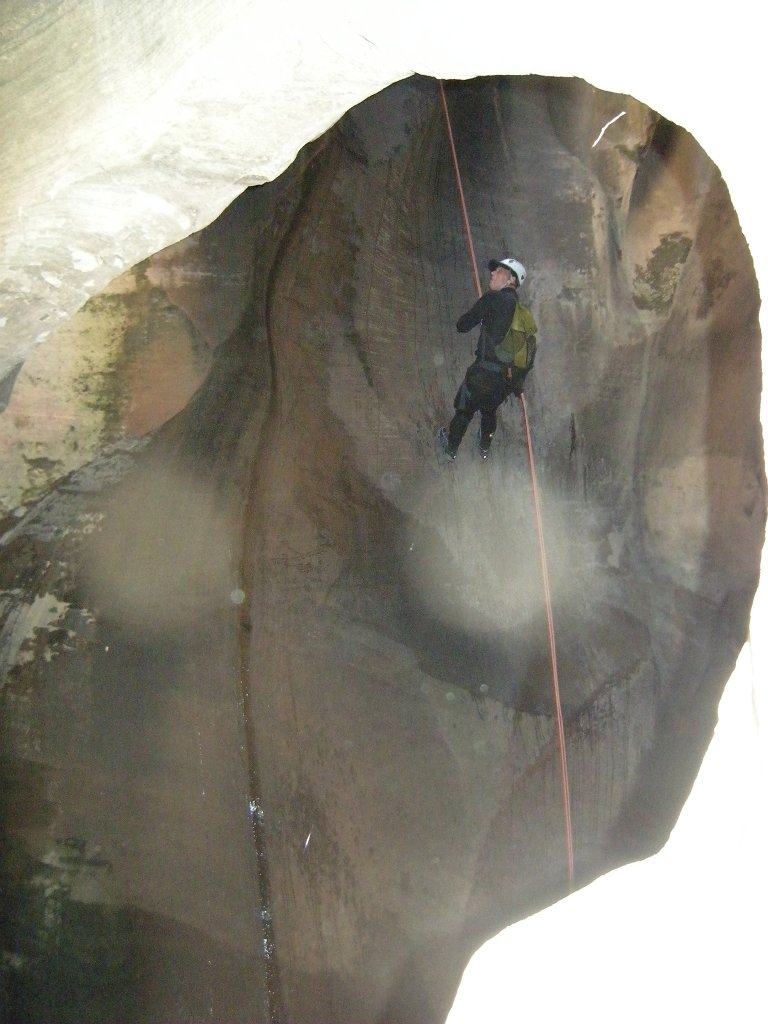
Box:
436;427;457;460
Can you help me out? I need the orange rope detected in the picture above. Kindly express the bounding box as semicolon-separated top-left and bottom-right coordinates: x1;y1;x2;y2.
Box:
439;81;482;298
520;394;574;883
438;80;575;885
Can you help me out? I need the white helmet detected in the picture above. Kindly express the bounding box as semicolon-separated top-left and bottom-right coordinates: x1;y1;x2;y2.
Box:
489;257;526;286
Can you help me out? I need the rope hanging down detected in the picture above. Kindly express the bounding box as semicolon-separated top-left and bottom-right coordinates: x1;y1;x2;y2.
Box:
438;80;574;885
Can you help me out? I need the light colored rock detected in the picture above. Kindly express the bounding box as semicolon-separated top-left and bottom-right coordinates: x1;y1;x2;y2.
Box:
0;258;211;512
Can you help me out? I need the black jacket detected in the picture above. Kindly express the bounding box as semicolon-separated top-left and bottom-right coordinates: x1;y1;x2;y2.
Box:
456;287;518;364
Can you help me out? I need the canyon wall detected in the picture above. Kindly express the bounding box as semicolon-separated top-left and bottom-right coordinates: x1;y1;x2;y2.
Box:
1;70;763;1023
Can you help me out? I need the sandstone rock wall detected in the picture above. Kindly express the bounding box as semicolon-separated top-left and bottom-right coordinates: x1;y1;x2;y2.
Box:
1;73;763;1023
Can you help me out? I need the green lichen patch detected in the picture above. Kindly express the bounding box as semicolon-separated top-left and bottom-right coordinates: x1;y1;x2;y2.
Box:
0;833;261;1022
632;231;692;312
696;255;736;318
0;835;124;1024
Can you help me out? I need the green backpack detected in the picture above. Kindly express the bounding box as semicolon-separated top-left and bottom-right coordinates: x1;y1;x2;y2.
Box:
494;302;538;370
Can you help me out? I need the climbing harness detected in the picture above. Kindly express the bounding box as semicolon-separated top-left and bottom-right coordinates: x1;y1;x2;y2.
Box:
438;80;575;886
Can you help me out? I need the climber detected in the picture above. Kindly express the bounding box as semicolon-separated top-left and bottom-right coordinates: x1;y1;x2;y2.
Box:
437;257;531;460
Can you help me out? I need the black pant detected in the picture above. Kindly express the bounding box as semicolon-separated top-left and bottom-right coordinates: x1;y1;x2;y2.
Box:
447;363;508;451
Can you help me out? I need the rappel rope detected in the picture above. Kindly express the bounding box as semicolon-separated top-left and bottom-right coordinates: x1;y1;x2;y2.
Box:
438;82;482;300
519;394;574;883
438;80;575;886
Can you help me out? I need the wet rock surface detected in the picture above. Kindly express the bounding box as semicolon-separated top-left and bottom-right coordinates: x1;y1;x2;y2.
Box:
1;76;764;1023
